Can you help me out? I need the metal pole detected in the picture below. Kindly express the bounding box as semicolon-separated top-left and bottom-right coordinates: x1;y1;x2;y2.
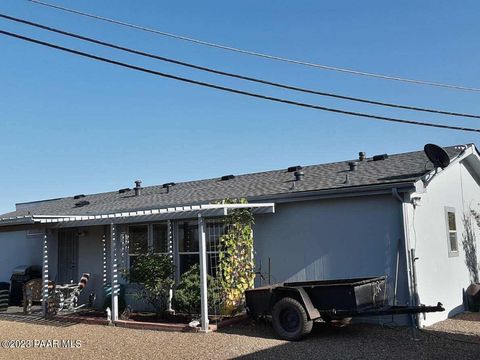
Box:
110;223;119;322
198;214;209;332
42;230;49;317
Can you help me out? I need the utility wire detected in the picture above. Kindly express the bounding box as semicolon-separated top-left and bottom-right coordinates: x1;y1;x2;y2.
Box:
2;13;479;119
1;29;479;133
28;0;480;92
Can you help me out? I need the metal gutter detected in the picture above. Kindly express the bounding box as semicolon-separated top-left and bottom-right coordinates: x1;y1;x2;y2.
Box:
0;216;36;226
392;188;420;330
250;181;416;204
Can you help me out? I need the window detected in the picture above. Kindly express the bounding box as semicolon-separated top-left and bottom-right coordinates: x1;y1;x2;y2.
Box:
177;220;226;277
445;207;459;257
128;225;148;268
128;223;170;270
153;224;169;254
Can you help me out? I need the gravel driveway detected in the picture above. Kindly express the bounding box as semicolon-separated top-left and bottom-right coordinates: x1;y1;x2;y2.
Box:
0;313;478;359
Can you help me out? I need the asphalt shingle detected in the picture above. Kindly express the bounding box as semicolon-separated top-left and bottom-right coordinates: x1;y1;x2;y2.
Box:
0;145;465;217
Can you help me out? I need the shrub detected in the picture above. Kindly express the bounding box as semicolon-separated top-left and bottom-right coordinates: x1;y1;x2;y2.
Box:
172;264;222;315
122;251;174;314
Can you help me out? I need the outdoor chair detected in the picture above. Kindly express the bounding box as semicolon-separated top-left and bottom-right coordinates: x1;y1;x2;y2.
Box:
51;273;90;313
23;278;55;314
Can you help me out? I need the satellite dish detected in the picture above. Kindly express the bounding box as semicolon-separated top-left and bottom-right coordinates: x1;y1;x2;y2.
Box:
424;144;450;169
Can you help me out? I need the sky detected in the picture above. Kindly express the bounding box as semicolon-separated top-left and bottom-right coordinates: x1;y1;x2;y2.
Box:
0;1;479;214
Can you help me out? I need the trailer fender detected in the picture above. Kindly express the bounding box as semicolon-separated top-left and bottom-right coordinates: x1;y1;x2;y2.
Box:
273;287;320;320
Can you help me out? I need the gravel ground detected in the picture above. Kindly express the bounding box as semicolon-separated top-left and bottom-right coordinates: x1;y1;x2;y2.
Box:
0;313;478;360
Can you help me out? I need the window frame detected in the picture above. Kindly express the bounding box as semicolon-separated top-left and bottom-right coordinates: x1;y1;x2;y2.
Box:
127;223;171;271
444;207;459;257
175;219;226;279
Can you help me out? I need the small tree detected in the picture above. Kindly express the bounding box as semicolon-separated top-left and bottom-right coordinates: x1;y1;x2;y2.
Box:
122;250;174;314
218;198;255;314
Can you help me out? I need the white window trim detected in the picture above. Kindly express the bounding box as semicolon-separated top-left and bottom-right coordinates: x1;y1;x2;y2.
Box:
444;207;459;257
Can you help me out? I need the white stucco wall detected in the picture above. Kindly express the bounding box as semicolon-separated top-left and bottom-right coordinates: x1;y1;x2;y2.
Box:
406;156;480;326
254;194;410;311
0;230;43;283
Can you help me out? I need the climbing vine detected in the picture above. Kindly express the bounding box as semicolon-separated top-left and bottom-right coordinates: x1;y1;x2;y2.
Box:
218;198;255;314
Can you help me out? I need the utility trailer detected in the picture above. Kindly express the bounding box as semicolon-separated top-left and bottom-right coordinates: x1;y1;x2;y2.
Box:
245;276;444;340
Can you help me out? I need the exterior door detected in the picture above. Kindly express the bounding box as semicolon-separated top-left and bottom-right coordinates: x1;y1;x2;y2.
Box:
57;229;79;284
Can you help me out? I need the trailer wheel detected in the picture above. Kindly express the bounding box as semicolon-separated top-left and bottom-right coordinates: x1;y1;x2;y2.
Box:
272;297;313;341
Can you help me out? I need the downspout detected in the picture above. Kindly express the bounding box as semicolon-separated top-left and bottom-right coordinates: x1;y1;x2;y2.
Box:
392;188;420;329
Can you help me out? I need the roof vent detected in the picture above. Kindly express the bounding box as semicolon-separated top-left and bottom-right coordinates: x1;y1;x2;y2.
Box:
373;154;389;161
348;161;358;171
221;175;235;181
134;180;142;196
359;152;366;161
118;188;131;194
162;182;176;193
294;171;304;181
75;200;90;207
73;194;85;200
288;166;302;172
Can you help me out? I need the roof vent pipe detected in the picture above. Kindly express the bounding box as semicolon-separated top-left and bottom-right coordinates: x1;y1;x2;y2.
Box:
294;171;304;181
163;182;176;193
349;161;358;171
359;152;366;161
134;180;142;196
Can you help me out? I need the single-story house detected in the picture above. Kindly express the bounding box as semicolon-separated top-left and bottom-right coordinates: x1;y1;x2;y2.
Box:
0;143;479;329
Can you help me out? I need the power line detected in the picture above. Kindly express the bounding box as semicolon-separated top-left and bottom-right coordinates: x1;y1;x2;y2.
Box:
27;0;480;92
1;29;479;133
2;13;479;120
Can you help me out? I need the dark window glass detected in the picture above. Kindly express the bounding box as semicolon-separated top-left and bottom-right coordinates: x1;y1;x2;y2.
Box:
178;222;199;253
179;254;199;275
129;225;148;255
448;212;456;231
153;224;169;253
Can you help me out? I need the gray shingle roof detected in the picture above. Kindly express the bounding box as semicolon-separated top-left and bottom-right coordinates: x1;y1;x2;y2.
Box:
1;145;465;218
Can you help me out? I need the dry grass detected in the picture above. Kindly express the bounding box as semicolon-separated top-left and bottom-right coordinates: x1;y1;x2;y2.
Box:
0;312;478;359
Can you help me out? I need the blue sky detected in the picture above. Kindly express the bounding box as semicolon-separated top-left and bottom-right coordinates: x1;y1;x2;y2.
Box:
0;1;479;214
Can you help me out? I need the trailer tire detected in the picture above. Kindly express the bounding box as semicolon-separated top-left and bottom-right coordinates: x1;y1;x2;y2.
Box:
272;297;313;341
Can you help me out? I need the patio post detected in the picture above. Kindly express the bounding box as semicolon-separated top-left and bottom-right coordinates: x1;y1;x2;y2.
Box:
110;223;119;322
198;214;209;332
102;232;107;287
41;230;49;317
167;220;173;313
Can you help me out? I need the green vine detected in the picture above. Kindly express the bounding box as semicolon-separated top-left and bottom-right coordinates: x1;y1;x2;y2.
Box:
218;198;255;314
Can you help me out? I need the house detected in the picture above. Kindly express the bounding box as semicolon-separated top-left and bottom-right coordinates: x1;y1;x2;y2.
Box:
0;143;479;329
